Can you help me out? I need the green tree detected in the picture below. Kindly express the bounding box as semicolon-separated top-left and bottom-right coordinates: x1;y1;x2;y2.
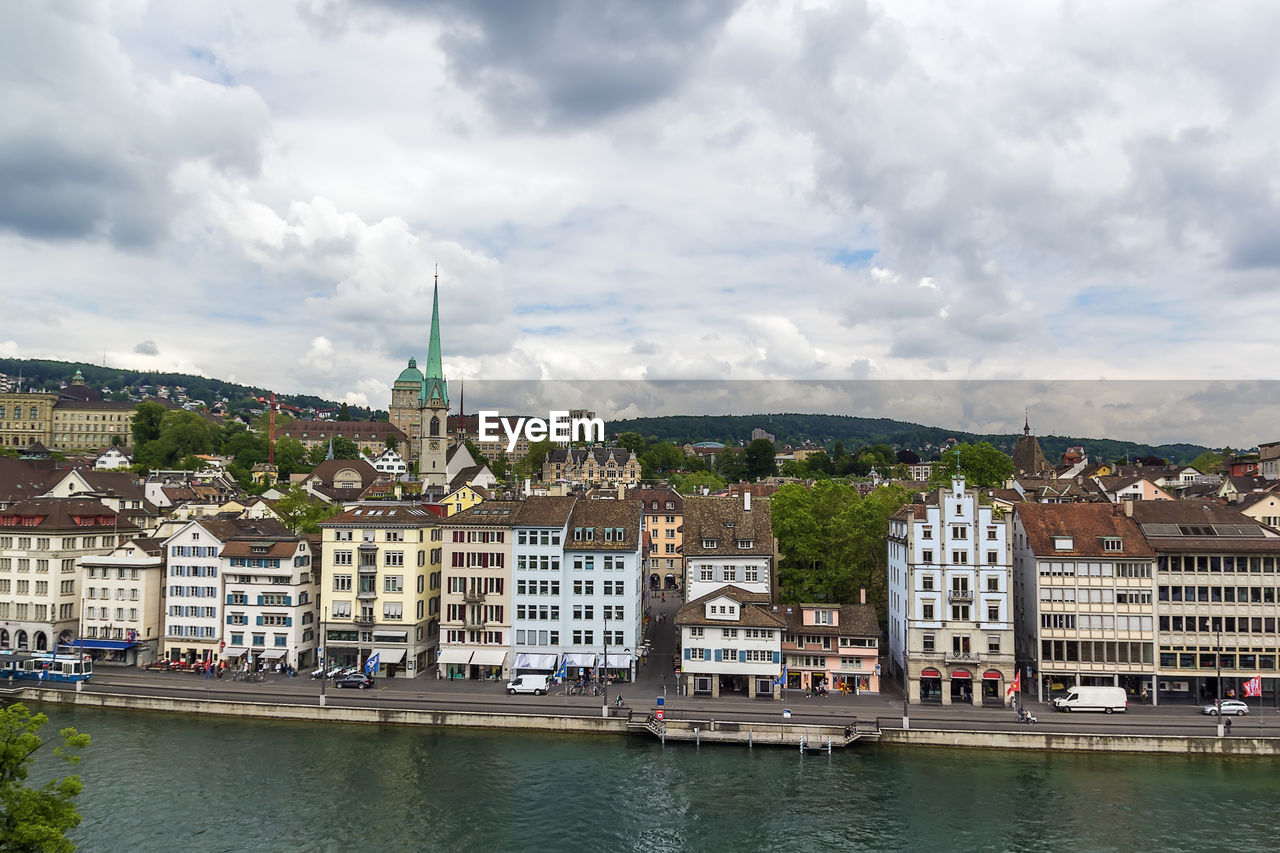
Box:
928;442;1014;489
615;432;646;456
273;438;308;478
772;481;910;614
715;447;748;483
337;403;350;422
1189;450;1225;475
305;436;361;465
515;438;554;481
131;401;165;447
671;470;725;495
744;438;777;482
0;703;91;853
270;486;342;534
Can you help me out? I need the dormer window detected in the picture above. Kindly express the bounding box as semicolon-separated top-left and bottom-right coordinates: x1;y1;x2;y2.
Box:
1053;536;1073;551
1101;537;1123;552
702;538;717;549
737;539;753;549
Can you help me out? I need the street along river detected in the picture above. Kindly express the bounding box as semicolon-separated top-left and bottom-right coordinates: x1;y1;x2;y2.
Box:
25;705;1280;852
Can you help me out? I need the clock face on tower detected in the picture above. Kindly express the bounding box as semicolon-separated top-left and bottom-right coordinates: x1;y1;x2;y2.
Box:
430;440;440;450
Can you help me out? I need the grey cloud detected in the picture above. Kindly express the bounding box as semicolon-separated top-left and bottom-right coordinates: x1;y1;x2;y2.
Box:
370;0;742;125
631;340;659;355
133;340;159;356
0;5;269;247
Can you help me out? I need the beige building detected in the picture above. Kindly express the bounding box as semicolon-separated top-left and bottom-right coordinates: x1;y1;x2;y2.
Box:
439;501;519;680
0;392;56;451
543;447;641;488
49;399;135;453
632;486;684;591
0;498;138;653
318;505;442;677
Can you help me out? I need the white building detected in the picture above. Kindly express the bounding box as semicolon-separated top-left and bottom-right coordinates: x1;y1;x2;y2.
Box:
94;447;132;470
561;498;644;683
887;476;1015;705
510;496;576;676
682;494;775;603
372;449;408;476
79;537;165;666
161;519;231;664
221;533;319;671
675;586;784;698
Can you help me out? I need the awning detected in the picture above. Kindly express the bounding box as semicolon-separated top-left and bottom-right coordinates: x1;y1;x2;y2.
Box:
565;652;598;667
516;653;558;670
436;648;474;666
73;639;136;651
471;649;508;667
372;632;408;643
605;654;631;668
371;648;406;664
223;646;249;657
983;670;1004;680
920;668;941;678
951;669;972;679
261;649;287;660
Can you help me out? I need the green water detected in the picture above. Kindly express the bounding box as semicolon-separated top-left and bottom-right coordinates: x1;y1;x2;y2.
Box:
23;706;1280;852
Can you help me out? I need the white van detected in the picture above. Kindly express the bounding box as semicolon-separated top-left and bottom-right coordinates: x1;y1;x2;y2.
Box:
506;674;550;696
1052;685;1128;713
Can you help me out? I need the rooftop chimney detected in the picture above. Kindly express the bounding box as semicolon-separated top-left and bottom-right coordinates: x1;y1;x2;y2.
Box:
744;491;752;512
1124;499;1133;517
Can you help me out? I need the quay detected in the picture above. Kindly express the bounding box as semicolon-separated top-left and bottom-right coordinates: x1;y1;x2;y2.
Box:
8;677;1280;756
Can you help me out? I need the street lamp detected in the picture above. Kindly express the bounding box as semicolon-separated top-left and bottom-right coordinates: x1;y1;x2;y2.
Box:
1216;623;1224;738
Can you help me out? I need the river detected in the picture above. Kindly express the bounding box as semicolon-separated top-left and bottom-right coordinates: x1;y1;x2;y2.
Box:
23;705;1280;852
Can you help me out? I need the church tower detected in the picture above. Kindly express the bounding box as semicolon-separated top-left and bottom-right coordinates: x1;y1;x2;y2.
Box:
418;271;449;486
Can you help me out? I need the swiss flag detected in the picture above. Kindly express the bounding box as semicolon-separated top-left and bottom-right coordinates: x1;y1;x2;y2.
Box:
1243;676;1262;698
1005;671;1021;698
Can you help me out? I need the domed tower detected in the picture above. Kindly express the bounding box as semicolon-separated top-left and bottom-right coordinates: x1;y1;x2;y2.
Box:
418;272;449;486
389;357;425;452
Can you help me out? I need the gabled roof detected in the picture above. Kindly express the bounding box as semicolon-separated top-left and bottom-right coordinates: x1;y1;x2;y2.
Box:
780;603;880;638
682;495;773;557
0;498;139;533
565;499;642;550
447;501;523;526
1015;503;1154;558
306;459;380;485
512;495;578;527
674;585;785;629
320;504;441;527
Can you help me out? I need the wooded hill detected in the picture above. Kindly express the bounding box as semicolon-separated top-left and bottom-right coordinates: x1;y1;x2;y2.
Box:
606;413;1208;464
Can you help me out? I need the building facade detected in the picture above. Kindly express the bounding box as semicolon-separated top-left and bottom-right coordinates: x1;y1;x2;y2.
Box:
318;505;442;677
79;537;165;666
221;534;319;671
780;599;881;694
0;498;135;653
1012;503;1156;703
675;586;784;699
682;494;775;603
439;502;517;679
887;477;1016;705
632;486;683;591
510;496;576;677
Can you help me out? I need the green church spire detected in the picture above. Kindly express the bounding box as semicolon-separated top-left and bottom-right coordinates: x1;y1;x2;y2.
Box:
420;266;449;408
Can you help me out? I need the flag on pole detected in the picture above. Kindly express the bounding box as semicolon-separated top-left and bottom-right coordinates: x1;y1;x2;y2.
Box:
1243;675;1262;697
364;652;380;675
1006;670;1021;698
554;658;567;681
774;664;788;687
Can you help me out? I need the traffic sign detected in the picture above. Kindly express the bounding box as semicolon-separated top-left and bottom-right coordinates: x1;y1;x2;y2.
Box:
655;709;665;721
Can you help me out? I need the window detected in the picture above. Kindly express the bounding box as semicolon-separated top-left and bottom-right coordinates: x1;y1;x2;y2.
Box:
702;538;717;548
333;574;352;592
986;528;997;540
986;551;998;565
737;539;753;549
921;575;934;591
921;549;934;563
986;577;999;592
952;551;968;564
384;575;404;593
384;602;403;620
385;551;404;567
921;527;932;539
951;526;968;539
987;604;1000;621
951;604;970;621
699;566;713;582
922;634;935;652
987;635;1001;654
1053;536;1073;551
1102;537;1123;552
922;603;934;620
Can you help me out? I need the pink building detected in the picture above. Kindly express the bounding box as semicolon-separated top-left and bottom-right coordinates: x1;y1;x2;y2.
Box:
779;595;881;694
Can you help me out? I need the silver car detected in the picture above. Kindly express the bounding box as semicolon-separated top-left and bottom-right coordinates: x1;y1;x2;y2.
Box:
1201;699;1249;716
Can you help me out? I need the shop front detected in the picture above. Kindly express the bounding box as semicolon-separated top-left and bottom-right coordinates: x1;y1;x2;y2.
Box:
437;648;473;679
919;667;943;703
471;649;508;681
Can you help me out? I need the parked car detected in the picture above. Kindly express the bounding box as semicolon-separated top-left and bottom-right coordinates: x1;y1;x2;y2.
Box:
1201;699;1249;716
335;673;373;690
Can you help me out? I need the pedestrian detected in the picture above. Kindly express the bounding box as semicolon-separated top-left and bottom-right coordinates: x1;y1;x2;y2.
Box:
1141;688;1149;705
1225;716;1233;735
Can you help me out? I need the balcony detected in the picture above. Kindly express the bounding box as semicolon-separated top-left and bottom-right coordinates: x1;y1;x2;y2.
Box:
464;618;487;631
947;589;973;602
356;589;378;600
463;591;486;603
354;616;375;627
944;651;981;665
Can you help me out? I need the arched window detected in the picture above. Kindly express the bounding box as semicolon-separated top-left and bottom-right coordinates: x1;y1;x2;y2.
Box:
0;405;6;419
29;406;38;419
429;416;440;437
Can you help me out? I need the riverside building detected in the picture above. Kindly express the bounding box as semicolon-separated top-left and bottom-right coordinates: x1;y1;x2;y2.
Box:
317;505;442;676
887;476;1016;705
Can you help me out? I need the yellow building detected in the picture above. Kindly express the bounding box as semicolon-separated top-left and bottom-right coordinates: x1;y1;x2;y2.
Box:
49;399;135;453
443;484;486;516
0;392;56;450
317;505;442;676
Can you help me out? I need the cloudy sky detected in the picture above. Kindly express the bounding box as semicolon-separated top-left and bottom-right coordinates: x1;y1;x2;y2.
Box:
2;2;1277;444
